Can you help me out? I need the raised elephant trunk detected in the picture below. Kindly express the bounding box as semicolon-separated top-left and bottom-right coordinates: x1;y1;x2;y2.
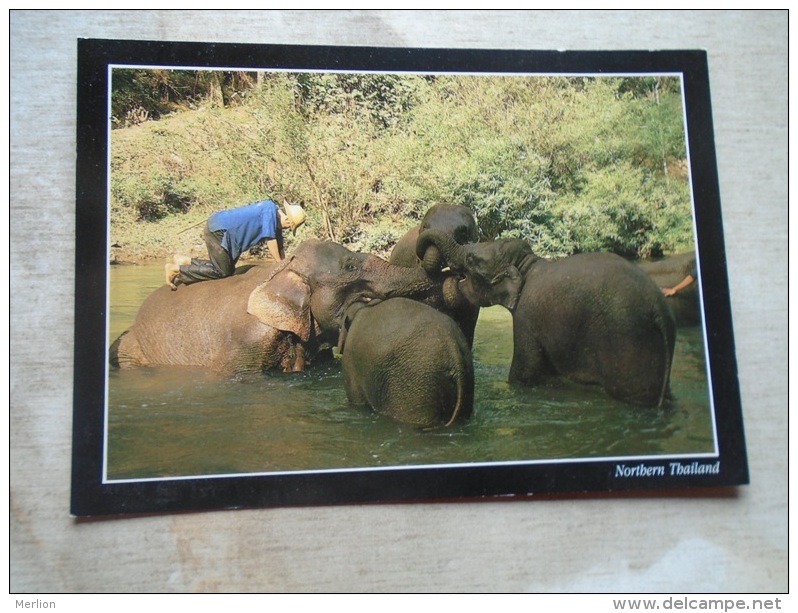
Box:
420;243;444;275
416;229;467;274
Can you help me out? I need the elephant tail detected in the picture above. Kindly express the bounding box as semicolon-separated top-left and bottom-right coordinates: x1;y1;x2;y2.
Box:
108;331;127;368
654;305;677;409
443;355;474;427
443;371;464;427
108;329;146;368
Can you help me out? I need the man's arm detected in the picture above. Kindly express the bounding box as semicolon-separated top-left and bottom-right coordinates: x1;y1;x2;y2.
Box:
265;238;285;261
662;274;695;296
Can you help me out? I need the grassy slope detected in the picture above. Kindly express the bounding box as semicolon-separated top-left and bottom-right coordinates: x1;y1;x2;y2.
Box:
110;106;320;264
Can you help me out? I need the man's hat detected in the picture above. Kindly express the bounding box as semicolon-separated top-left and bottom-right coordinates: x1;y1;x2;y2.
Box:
283;203;306;235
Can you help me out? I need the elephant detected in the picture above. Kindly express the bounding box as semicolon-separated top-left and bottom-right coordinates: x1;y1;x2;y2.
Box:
638;251;700;327
110;239;454;375
390;204;481;346
417;231;677;407
390;203;479;270
337;298;474;428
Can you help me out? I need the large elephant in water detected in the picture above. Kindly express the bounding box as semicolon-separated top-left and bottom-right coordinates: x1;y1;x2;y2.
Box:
417;231;676;407
390;204;481;345
638;251;700;327
110;239;452;375
337;298;474;429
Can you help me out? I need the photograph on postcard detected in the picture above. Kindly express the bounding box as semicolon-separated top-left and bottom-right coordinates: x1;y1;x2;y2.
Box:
72;40;747;516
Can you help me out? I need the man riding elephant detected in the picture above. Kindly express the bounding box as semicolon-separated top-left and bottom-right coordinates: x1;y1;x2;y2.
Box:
165;199;306;289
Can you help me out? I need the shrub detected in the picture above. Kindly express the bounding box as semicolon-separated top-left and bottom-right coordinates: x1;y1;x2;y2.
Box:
109;71;695;261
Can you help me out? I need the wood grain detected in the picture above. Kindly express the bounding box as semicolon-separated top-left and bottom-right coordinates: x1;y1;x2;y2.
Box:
10;10;787;593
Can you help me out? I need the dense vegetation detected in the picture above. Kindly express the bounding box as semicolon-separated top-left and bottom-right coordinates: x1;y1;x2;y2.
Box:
111;69;693;262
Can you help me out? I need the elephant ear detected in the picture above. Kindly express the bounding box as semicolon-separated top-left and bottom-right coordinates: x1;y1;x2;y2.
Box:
266;254;295;282
336;300;379;354
336;309;354;356
247;268;316;342
489;265;524;311
499;239;534;268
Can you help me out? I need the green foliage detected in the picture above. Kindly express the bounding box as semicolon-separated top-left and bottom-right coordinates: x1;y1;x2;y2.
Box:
347;217;407;254
111;68;260;127
294;73;423;128
110;71;694;261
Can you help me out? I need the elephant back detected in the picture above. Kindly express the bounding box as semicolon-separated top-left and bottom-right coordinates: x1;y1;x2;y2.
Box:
340;298;474;428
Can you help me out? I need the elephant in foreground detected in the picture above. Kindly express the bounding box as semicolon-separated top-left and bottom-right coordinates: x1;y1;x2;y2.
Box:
337;298;474;428
110;239;453;375
390;204;481;346
417;231;677;407
638;251;700;327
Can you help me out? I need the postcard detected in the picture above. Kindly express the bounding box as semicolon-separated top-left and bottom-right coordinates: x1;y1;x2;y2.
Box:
71;39;747;516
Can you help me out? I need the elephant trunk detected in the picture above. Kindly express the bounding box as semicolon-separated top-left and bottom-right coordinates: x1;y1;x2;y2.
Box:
416;229;467;275
442;275;467;310
368;256;442;303
420;244;444;275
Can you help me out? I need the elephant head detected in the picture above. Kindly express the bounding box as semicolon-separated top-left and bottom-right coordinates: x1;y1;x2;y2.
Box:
417;231;538;312
390;204;478;274
417;204;479;275
247;239;446;342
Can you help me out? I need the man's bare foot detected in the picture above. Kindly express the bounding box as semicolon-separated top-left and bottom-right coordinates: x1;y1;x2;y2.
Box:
164;263;181;290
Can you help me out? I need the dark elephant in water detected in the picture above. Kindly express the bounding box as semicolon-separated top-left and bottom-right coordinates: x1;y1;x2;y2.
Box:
390;204;481;346
638;251;700;327
110;239;456;375
417;231;677;408
337;298;474;429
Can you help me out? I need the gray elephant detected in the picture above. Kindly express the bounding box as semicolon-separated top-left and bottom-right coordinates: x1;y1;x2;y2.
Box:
390;204;481;346
417;231;677;407
110;239;453;375
337;298;474;428
638;251;700;327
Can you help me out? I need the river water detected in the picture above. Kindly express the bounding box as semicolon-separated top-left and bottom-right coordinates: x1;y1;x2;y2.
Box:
106;263;716;481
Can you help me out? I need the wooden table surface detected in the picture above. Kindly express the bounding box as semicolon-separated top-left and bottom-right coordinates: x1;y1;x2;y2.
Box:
10;10;787;593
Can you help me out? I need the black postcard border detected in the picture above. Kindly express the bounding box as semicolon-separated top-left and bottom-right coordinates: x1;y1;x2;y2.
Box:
71;39;748;517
